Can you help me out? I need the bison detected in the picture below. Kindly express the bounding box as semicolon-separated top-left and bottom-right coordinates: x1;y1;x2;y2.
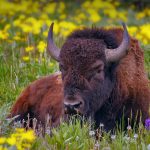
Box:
10;22;150;131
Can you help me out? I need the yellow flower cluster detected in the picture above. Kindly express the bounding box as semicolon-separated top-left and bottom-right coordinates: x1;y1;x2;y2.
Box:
0;128;36;150
128;24;150;45
22;56;30;62
136;8;150;20
37;41;47;53
0;30;9;40
25;46;34;52
81;0;127;22
0;0;149;62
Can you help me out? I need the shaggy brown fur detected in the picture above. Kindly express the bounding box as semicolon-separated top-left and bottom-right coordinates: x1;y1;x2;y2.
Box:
10;73;64;127
10;27;150;130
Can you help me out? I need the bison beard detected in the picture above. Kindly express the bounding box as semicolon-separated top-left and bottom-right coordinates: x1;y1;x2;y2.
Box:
10;23;150;131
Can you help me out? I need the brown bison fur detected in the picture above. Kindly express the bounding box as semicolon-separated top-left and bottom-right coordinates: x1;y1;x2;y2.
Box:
10;27;150;131
10;72;64;127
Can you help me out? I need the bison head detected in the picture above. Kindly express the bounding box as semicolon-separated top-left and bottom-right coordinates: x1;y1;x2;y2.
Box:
47;23;129;118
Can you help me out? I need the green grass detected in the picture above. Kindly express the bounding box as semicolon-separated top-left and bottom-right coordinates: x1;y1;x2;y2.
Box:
31;117;150;150
1;105;150;150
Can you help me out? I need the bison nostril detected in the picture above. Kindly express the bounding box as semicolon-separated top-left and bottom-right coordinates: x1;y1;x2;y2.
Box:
74;101;82;108
64;101;83;112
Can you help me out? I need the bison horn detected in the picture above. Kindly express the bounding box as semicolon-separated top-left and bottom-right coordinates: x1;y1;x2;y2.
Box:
47;22;60;61
105;22;130;62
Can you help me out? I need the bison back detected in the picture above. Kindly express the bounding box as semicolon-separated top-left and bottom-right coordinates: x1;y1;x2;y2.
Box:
9;72;64;127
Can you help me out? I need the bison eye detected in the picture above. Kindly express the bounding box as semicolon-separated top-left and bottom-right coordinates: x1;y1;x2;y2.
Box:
93;65;103;73
87;66;104;81
97;68;102;74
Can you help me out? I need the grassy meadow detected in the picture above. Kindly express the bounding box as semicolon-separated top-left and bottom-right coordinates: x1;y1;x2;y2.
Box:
0;0;150;149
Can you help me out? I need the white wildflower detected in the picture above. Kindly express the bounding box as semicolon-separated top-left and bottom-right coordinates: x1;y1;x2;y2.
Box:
133;134;138;139
89;130;95;136
111;135;116;140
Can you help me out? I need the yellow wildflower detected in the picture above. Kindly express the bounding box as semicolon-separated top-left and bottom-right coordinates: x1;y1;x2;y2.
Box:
59;21;77;36
23;56;30;61
104;9;117;19
19;14;26;20
78;13;86;20
41;14;49;20
43;30;48;37
0;30;9;40
7;137;16;146
13;35;21;41
117;12;127;22
15;128;25;133
139;24;150;44
49;62;55;67
0;128;36;149
128;26;138;35
89;12;101;23
0;137;6;144
58;2;65;13
13;19;22;27
60;14;66;19
87;9;101;23
21;24;32;33
140;24;150;40
136;12;145;20
25;17;37;24
21;130;36;141
44;3;56;14
37;41;46;53
82;1;91;9
25;46;34;52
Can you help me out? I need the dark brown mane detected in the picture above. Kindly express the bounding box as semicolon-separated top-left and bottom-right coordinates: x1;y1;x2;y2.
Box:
68;27;122;49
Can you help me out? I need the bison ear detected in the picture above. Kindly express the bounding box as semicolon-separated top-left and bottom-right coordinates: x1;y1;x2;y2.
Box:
105;22;130;62
47;22;60;62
